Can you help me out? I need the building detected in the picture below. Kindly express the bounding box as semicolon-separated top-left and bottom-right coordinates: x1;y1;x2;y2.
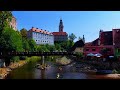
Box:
9;16;17;31
71;35;85;53
84;45;114;56
27;27;54;45
99;30;113;45
84;30;114;57
112;29;120;59
52;19;68;42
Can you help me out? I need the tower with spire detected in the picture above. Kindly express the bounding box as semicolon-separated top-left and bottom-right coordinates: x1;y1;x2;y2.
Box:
59;18;64;32
83;35;85;43
52;18;68;43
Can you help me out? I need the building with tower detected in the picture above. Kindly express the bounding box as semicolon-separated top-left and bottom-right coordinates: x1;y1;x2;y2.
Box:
52;19;68;42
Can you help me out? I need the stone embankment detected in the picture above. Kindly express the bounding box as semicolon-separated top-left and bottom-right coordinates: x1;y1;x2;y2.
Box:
0;61;27;79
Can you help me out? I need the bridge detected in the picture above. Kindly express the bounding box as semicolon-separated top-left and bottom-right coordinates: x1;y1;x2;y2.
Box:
0;51;77;58
0;51;77;68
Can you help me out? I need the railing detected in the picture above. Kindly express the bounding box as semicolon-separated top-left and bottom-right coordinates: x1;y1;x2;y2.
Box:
0;51;76;57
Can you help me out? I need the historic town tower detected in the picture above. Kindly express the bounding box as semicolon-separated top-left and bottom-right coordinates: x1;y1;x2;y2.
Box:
59;19;64;32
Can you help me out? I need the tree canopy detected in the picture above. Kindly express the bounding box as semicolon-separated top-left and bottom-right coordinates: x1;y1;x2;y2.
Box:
69;33;77;42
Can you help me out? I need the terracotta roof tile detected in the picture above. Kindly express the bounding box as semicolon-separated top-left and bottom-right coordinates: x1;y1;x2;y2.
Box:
29;27;53;35
52;32;67;35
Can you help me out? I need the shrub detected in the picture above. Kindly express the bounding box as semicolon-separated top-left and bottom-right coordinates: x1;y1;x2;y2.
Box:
11;56;20;62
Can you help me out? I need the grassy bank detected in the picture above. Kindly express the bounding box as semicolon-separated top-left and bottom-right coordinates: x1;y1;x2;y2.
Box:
0;56;41;79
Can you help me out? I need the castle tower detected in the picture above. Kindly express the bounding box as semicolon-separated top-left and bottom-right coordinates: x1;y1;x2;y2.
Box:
59;18;64;32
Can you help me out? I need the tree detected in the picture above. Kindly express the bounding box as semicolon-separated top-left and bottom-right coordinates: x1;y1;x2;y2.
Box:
0;27;23;66
22;38;29;52
20;28;28;39
49;45;56;52
0;27;23;52
69;33;77;42
28;39;37;51
78;36;82;40
0;11;12;35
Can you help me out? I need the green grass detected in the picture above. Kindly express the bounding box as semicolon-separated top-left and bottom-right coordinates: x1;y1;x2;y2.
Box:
26;56;41;62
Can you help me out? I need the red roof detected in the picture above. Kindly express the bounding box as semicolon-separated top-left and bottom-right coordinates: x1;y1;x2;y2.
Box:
28;27;53;35
85;42;92;46
52;32;67;36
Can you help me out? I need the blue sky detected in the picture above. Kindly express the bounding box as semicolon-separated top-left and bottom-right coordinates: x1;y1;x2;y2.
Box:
12;11;120;42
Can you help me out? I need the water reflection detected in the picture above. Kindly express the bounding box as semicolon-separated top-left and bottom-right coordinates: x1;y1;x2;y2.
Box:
6;60;118;79
41;70;45;79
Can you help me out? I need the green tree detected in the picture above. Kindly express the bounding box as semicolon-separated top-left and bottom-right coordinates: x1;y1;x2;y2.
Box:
0;27;23;66
20;28;28;39
49;45;56;52
28;39;37;51
22;38;29;52
69;33;77;42
0;11;12;35
55;43;61;51
78;36;82;40
0;27;23;52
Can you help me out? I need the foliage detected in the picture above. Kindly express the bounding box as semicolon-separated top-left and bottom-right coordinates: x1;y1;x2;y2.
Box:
26;56;41;62
0;11;12;34
0;27;23;52
28;39;37;51
75;52;83;57
69;33;77;42
55;43;61;51
20;28;27;38
112;69;118;74
49;45;56;52
78;36;82;40
11;56;20;62
22;38;29;51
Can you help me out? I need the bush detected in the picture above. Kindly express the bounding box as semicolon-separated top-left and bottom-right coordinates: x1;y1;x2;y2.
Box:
11;56;20;62
75;52;83;57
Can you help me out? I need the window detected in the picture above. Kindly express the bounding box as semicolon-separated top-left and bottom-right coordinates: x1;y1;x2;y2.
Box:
86;49;89;51
36;40;37;41
92;48;96;51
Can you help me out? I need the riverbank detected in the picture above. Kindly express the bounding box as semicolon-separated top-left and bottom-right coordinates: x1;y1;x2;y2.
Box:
0;56;41;79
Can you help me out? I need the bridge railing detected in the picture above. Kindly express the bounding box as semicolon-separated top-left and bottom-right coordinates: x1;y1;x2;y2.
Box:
0;51;76;57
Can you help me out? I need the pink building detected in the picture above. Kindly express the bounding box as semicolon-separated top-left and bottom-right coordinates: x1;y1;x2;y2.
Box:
84;45;114;56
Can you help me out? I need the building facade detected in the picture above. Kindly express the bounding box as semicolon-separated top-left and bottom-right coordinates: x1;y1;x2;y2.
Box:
84;45;114;56
84;29;115;57
52;19;68;42
112;29;120;59
27;27;54;45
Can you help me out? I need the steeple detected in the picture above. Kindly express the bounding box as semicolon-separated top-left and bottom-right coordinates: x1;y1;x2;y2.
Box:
59;18;64;32
83;35;85;43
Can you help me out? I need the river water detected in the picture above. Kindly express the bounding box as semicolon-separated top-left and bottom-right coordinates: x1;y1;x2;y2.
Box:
5;58;118;79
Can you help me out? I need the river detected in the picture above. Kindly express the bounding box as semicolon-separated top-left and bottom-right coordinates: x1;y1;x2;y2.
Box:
5;57;119;79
